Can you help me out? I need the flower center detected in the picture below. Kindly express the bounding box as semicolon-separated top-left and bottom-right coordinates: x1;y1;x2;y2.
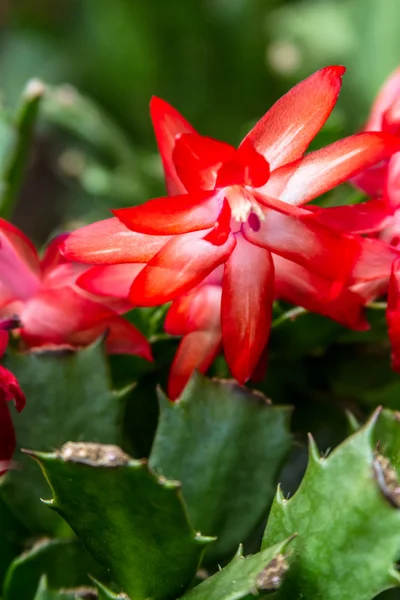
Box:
225;186;265;226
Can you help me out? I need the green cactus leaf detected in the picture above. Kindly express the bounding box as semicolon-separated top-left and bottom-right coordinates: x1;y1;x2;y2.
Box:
149;373;292;562
28;442;214;600
179;537;294;600
33;575;96;599
92;578;128;599
262;409;400;600
3;538;102;600
0;340;123;534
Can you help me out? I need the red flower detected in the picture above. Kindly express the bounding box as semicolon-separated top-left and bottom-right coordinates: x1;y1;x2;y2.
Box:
0;328;25;475
0;220;151;360
64;66;400;383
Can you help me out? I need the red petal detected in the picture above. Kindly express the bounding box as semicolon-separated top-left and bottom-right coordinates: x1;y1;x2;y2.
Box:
70;315;153;361
0;401;15;474
173;132;236;192
40;233;69;275
242;209;360;286
387;257;400;371
114;191;221;235
385;153;400;210
129;231;236;306
20;287;116;347
273;255;368;331
350;237;400;283
0;364;26;412
365;67;400;131
221;235;274;383
150;96;196;195
351;163;388;197
0;219;40;300
0;331;8;357
168;330;221;400
351;278;389;303
78;264;145;299
382;97;400;136
62;218;171;264
308;199;391;234
263;132;400;206
165;284;221;335
241;66;345;169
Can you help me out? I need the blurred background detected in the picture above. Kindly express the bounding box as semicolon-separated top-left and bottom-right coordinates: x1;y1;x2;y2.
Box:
2;0;399;243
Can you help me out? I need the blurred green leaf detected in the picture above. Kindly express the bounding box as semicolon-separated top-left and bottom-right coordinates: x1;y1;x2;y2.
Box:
3;538;101;600
33;575;95;599
30;442;213;600
0;340;123;534
0;79;44;219
0;496;27;589
149;373;292;563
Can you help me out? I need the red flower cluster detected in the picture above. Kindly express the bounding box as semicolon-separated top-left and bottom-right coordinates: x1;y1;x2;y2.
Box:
3;64;400;434
63;66;400;397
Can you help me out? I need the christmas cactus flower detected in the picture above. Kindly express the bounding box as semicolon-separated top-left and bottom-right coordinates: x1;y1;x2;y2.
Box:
0;220;152;359
63;66;400;382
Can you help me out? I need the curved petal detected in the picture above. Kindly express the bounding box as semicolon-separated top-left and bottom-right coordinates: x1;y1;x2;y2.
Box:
350;237;400;283
351;163;388;197
40;233;69;275
69;315;153;361
0;331;8;357
382;97;400;136
241;65;345;169
308;199;391;234
273;255;368;330
221;235;274;383
385;152;400;209
62;218;171;264
20;287;116;347
0;364;26;412
262;132;400;206
168;330;221;400
78;264;145;299
129;231;236;306
387;257;400;372
350;278;389;303
114;191;222;235
150;96;196;195
172;132;236;192
0;219;40;300
242;209;360;286
0;401;15;474
365;67;400;131
165;284;221;335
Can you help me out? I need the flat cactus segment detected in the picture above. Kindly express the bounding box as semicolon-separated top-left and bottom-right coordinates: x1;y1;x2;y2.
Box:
149;373;292;562
0;341;123;533
262;409;400;599
28;442;214;600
